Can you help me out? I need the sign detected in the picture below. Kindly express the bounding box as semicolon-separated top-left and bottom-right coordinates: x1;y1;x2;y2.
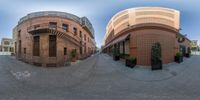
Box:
178;37;185;43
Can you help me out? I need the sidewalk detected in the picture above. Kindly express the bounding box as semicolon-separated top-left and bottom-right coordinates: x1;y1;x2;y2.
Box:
102;54;192;82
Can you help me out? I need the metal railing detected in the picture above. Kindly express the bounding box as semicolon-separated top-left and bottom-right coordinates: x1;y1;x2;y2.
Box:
19;11;94;37
191;51;200;55
27;23;67;33
27;23;82;46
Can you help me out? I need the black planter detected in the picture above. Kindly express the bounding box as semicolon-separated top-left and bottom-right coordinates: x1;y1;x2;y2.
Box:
113;55;120;61
174;56;183;63
125;59;136;68
181;56;183;62
185;53;190;58
151;60;162;70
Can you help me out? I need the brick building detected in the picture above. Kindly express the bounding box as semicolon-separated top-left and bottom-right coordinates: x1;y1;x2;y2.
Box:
13;11;96;67
103;7;190;65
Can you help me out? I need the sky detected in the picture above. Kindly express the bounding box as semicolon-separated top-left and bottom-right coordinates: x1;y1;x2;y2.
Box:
0;0;200;47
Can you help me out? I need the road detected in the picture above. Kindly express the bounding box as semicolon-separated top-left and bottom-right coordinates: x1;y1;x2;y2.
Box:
0;54;200;100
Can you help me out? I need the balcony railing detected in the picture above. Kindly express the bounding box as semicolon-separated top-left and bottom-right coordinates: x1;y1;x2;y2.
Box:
81;17;94;38
20;11;94;38
27;23;50;34
27;23;81;46
27;23;67;34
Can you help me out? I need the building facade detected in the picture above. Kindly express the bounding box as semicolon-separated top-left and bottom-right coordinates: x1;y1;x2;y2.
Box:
190;40;199;51
0;45;2;52
103;7;190;65
0;38;14;54
13;11;96;67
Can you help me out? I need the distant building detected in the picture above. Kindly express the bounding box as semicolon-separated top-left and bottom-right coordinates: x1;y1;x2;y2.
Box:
0;38;14;54
0;45;2;52
190;40;198;51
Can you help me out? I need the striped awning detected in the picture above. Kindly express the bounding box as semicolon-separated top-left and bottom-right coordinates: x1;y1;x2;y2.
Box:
104;33;130;49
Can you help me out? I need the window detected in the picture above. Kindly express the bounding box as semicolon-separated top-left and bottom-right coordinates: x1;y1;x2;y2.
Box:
62;24;68;32
64;47;67;55
4;41;9;45
15;42;17;53
33;36;40;56
19;40;21;55
84;43;86;53
80;41;82;55
49;22;57;29
10;47;13;52
73;27;77;35
18;30;21;38
24;48;26;54
4;47;8;52
125;40;130;54
84;34;86;41
79;31;82;38
49;35;57;57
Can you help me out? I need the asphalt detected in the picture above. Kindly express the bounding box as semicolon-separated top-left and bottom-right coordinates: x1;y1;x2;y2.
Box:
0;53;200;100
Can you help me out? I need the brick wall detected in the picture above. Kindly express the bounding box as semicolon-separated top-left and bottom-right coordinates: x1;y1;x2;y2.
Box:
13;16;96;67
130;28;177;65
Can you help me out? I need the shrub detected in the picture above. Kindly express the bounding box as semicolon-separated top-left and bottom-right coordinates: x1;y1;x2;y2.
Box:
151;42;162;70
126;56;137;68
128;56;136;63
71;49;77;58
176;52;182;57
151;42;162;64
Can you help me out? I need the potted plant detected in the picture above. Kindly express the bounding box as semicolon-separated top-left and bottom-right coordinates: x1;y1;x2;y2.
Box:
175;52;183;63
185;47;191;58
70;49;77;62
113;48;120;61
125;56;136;68
151;42;162;70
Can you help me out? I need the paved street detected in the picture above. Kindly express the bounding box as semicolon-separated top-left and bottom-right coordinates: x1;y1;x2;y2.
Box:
0;54;200;100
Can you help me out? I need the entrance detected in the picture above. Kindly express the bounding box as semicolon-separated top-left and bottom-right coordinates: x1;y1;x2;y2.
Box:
179;45;186;56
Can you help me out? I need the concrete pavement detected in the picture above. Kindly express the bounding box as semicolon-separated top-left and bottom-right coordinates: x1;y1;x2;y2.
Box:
0;54;200;100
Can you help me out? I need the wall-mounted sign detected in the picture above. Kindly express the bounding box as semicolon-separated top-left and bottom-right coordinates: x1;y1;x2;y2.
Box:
178;37;185;43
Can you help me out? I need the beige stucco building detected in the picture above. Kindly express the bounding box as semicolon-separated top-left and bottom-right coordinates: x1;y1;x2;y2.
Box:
0;38;14;54
103;7;190;65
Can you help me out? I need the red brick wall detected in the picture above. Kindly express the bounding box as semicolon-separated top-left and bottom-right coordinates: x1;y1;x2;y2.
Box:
130;29;177;65
13;16;96;66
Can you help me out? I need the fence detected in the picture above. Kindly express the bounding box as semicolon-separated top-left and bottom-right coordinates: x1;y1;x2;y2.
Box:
191;51;200;55
0;52;12;55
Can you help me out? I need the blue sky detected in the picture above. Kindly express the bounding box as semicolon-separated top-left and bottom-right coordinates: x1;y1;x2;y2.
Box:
0;0;200;47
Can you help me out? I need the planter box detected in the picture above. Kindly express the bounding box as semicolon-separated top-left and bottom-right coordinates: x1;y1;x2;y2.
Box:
113;56;120;61
125;59;136;68
185;53;190;58
174;56;183;63
151;60;162;70
71;58;76;62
